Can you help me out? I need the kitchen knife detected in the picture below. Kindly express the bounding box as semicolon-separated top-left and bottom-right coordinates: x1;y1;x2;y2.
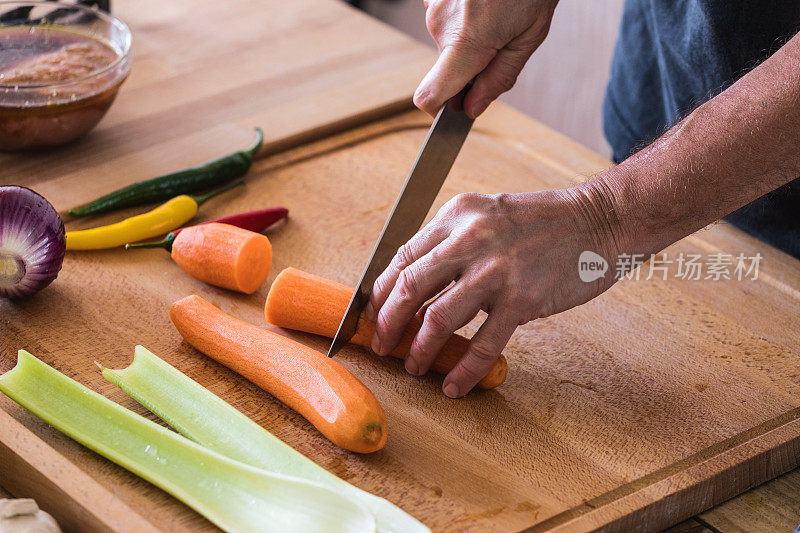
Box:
327;88;474;357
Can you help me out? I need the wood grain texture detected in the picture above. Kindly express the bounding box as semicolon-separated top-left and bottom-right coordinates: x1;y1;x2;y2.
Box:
2;2;800;530
662;519;713;533
664;518;714;533
3;103;800;532
700;468;800;532
0;0;433;210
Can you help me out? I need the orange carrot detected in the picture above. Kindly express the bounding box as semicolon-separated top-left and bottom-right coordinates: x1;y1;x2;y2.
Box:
265;267;508;389
131;223;272;294
170;295;387;453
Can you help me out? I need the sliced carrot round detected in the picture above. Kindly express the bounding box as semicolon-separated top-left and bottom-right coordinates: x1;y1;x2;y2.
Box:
172;223;272;294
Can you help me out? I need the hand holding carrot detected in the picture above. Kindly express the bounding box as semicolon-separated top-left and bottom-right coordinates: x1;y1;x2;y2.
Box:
367;190;621;398
265;267;507;390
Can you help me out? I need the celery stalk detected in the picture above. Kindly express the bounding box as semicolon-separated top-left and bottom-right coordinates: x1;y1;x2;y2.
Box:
0;350;375;533
102;346;430;533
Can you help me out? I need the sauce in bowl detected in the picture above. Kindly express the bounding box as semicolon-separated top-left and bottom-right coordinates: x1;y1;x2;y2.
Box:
0;26;117;82
0;18;130;150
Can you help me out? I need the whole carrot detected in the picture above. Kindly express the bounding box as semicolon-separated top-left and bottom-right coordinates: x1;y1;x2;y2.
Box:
170;295;388;453
128;223;272;294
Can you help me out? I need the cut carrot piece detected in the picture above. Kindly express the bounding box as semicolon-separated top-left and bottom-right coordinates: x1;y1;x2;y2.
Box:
170;295;387;453
172;223;272;294
265;267;508;389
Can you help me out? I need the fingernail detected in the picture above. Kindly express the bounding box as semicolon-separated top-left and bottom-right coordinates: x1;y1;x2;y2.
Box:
443;382;459;398
365;302;376;322
405;357;420;376
371;333;383;355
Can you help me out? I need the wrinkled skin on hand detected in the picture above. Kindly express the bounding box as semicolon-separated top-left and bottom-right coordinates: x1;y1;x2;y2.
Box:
366;186;622;398
416;0;559;118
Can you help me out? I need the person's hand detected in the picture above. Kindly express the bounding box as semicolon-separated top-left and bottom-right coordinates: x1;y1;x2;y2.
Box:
365;184;627;397
416;0;559;118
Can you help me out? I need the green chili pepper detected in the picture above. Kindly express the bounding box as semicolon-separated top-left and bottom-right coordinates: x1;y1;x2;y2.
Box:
69;128;263;217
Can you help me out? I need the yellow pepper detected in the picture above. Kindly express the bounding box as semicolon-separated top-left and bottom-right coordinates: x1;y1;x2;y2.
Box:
66;182;242;251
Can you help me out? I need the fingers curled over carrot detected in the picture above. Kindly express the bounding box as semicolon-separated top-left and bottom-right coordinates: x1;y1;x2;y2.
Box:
264;267;508;390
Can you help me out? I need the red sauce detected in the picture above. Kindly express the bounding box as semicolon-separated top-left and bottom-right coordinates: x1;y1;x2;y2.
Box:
0;26;128;150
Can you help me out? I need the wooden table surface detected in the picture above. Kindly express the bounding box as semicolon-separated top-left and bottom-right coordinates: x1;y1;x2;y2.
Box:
2;1;800;532
1;470;798;531
1;0;432;208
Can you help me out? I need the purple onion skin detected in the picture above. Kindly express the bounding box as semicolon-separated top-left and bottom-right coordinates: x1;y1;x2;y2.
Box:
0;186;66;299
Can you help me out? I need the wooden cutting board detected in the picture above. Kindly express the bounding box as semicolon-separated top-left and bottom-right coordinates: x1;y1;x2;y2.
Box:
3;104;800;533
4;1;800;531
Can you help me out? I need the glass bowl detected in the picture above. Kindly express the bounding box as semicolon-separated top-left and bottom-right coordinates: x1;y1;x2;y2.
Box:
0;1;131;151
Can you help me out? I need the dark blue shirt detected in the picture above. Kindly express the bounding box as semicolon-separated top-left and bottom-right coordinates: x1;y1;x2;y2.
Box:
603;0;800;258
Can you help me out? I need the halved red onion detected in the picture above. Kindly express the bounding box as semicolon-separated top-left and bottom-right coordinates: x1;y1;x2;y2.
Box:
0;186;66;299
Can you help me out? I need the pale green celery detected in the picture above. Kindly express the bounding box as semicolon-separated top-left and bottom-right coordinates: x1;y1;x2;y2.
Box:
0;350;375;533
102;345;430;533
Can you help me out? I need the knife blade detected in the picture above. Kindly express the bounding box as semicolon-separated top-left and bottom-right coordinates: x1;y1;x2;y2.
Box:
327;89;474;357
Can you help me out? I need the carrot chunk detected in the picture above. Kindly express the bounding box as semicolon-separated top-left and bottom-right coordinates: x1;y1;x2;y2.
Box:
265;267;508;389
172;223;272;294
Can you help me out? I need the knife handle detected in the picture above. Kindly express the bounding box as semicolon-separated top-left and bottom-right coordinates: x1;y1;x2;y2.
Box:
446;80;474;114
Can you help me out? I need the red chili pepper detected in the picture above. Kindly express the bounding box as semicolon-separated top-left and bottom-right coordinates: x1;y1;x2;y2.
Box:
126;207;288;250
172;207;288;236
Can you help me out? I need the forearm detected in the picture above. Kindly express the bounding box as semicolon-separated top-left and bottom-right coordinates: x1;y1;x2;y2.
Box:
584;32;800;258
